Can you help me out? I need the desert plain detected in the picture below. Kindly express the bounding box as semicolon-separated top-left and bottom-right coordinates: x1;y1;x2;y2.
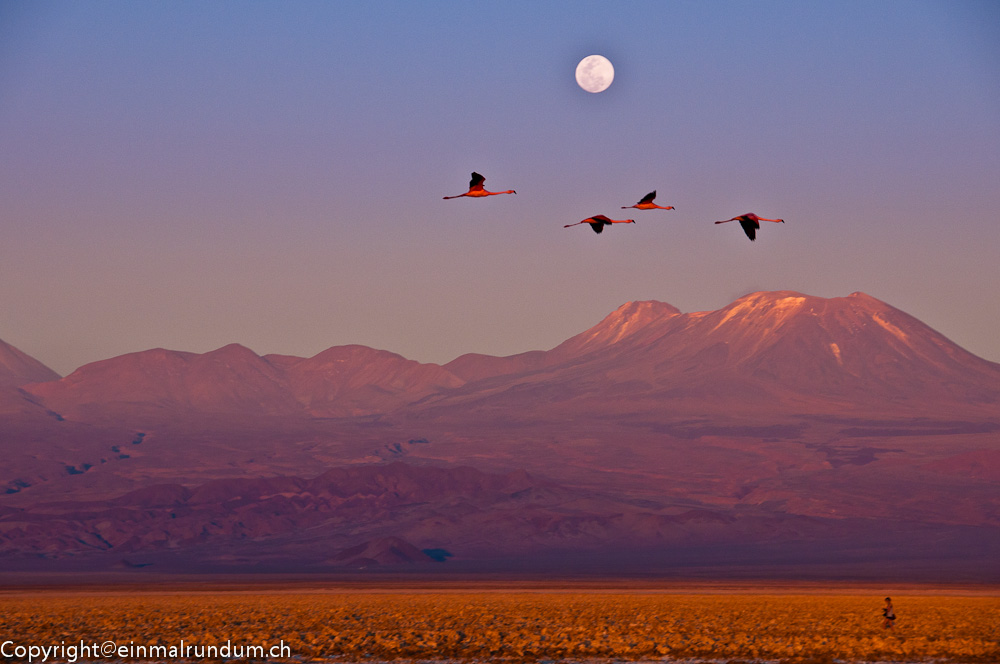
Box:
2;581;999;663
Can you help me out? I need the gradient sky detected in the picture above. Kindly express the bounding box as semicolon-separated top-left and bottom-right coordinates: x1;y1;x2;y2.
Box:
2;1;999;376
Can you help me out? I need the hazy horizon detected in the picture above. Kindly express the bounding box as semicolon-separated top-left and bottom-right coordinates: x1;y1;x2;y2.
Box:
3;1;999;376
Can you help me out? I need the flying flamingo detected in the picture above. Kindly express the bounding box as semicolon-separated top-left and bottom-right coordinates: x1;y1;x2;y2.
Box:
622;190;675;211
715;212;784;241
563;214;636;234
443;172;516;199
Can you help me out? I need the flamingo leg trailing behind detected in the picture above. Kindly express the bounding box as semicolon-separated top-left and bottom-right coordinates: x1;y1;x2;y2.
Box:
715;212;784;241
622;190;675;211
563;214;636;234
443;172;516;199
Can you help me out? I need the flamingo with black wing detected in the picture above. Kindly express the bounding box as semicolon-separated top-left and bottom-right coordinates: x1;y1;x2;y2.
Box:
443;172;516;199
564;215;636;234
715;213;784;241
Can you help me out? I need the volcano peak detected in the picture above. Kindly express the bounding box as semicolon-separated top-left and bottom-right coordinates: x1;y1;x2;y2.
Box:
555;300;681;357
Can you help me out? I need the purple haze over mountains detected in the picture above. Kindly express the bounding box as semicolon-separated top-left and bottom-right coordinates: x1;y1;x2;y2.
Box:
1;291;998;580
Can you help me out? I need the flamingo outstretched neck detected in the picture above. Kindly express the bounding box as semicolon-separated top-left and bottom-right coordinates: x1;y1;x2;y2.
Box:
623;190;675;210
564;214;636;234
443;172;516;199
715;213;784;241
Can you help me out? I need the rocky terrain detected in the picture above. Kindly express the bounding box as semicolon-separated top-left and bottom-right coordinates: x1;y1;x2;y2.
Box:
1;291;998;578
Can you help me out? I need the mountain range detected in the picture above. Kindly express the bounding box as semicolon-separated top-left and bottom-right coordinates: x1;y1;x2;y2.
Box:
1;291;998;580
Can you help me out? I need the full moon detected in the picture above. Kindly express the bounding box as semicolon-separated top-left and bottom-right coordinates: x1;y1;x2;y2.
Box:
575;54;614;93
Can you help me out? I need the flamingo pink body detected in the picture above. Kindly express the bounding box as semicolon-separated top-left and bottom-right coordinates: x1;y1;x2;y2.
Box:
564;214;636;234
715;212;784;241
443;172;516;199
623;190;675;210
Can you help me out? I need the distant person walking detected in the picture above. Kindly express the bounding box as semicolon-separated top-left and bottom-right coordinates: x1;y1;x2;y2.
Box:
882;597;896;629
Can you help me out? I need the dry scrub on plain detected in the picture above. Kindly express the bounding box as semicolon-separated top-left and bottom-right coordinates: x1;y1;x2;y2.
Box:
1;591;998;662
